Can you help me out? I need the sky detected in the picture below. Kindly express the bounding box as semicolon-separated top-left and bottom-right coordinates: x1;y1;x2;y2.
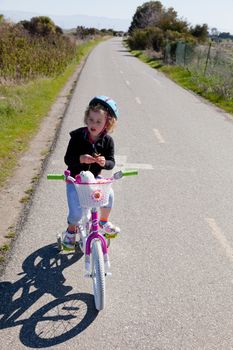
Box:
1;0;233;34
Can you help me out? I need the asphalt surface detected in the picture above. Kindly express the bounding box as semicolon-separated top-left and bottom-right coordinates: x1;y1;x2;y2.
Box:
1;38;233;349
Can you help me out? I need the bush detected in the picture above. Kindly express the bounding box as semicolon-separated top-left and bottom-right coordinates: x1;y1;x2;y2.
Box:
147;27;164;51
0;19;76;83
127;27;194;52
127;29;149;50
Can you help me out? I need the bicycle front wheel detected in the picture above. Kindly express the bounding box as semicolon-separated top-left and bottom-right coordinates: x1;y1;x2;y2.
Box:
91;240;105;310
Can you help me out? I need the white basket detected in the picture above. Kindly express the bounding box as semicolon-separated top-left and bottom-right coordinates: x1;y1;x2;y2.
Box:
74;181;112;208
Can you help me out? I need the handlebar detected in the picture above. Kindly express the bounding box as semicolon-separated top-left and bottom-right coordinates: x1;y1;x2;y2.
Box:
47;169;138;181
47;174;65;180
120;170;138;177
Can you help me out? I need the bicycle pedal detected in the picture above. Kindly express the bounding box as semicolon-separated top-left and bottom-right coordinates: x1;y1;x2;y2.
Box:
104;233;118;239
105;272;112;277
62;244;75;251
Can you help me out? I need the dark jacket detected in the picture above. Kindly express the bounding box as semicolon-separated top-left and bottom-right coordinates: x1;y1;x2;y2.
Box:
64;127;115;177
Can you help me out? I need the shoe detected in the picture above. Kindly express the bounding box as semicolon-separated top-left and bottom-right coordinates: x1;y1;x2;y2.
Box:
62;230;76;250
99;221;120;238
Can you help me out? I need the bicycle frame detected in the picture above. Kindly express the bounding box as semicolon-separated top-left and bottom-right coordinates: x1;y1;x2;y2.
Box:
47;168;138;310
82;207;110;277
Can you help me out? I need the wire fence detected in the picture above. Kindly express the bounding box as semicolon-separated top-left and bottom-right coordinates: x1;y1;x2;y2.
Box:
164;41;233;99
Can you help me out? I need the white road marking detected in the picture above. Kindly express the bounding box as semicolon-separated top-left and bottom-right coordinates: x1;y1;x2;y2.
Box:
135;97;141;104
120;70;123;74
205;218;233;263
155;165;196;173
125;80;130;86
122;163;153;169
115;155;153;170
153;129;165;144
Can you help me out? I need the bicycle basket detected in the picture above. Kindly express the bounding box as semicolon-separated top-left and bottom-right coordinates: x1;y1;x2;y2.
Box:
74;181;112;208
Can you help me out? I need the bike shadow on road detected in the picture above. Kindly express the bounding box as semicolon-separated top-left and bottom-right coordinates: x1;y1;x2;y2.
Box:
0;243;98;348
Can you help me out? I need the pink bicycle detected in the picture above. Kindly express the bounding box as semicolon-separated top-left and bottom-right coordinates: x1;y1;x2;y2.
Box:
47;169;137;310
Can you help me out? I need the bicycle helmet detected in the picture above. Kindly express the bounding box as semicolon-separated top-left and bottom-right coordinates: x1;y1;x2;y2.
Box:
89;95;119;119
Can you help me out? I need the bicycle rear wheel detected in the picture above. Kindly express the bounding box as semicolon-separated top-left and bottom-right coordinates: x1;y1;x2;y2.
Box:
91;239;105;310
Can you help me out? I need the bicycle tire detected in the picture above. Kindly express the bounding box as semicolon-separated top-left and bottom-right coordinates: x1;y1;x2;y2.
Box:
91;239;105;310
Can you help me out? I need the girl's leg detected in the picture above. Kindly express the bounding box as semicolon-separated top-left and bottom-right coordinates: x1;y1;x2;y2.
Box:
99;188;120;236
66;183;82;229
100;207;111;221
64;183;82;249
100;187;114;222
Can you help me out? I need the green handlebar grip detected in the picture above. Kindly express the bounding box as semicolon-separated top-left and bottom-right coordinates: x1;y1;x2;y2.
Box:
47;174;65;180
122;169;138;177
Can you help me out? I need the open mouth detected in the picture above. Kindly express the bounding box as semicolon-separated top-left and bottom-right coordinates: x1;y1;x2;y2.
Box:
91;128;96;132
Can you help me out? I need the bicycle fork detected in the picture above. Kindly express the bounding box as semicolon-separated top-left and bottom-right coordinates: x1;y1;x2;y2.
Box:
84;209;111;277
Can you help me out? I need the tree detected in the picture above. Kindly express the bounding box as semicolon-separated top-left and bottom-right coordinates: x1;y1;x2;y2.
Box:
218;32;233;39
128;1;163;33
127;1;208;51
210;27;219;37
190;24;208;42
159;8;189;33
20;16;60;36
76;26;99;39
128;1;189;35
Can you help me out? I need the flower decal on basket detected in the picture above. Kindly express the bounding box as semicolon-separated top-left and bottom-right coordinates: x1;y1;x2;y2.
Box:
91;189;103;202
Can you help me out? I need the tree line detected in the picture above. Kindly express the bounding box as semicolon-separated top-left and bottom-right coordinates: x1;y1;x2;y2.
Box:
0;15;115;82
127;1;209;53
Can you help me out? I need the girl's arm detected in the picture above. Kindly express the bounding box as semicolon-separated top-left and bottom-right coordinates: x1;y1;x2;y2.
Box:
64;137;80;167
102;137;115;170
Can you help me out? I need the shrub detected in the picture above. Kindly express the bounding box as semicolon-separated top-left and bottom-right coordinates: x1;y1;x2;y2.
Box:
127;29;149;50
0;19;76;83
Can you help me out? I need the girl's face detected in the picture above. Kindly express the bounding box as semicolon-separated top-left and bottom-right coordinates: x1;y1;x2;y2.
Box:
86;110;107;139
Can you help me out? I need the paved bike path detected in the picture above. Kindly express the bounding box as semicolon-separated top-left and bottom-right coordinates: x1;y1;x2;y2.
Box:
1;38;233;349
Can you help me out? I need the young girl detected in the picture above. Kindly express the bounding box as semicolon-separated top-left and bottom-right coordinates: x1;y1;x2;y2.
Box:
63;95;120;249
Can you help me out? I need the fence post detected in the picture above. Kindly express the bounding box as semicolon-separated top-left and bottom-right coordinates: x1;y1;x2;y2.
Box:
183;43;187;66
204;42;211;76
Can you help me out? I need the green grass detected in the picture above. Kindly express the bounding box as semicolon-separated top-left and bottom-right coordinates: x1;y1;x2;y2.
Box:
131;50;163;69
0;243;10;263
5;231;16;239
0;38;103;187
160;65;233;114
130;49;233;115
0;244;9;253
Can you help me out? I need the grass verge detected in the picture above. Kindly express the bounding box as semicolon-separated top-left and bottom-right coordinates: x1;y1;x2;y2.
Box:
0;243;9;263
0;38;103;188
130;50;233;115
131;50;163;69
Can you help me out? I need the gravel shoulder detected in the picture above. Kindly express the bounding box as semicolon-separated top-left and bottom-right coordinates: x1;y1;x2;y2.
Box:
0;57;87;267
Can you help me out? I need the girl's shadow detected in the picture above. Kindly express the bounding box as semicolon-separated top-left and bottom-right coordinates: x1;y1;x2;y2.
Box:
0;243;98;348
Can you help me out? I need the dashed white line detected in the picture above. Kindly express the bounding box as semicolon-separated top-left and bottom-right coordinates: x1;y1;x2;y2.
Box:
120;70;123;74
123;163;153;169
135;97;141;104
125;80;130;86
206;218;233;263
153;129;165;144
115;155;153;170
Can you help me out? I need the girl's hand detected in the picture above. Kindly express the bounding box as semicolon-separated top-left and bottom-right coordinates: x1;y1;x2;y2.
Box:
80;154;96;164
95;156;106;167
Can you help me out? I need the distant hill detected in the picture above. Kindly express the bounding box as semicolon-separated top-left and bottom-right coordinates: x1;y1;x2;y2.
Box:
1;10;131;31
